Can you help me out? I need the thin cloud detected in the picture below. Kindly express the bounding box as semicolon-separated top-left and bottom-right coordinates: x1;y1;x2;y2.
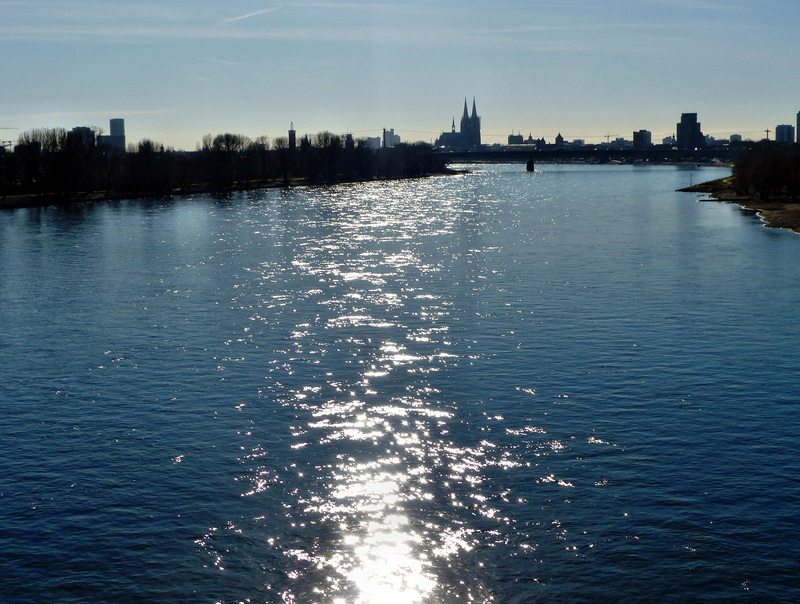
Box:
222;7;281;23
288;2;420;11
203;58;244;66
649;0;731;8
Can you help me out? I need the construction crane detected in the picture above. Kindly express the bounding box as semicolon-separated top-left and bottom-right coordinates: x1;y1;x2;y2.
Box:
1;128;18;149
765;129;771;141
604;133;617;143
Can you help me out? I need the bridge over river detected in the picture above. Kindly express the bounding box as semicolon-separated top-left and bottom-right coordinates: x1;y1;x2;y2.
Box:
437;145;746;165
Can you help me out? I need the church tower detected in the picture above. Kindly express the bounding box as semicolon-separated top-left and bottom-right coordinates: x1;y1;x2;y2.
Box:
458;98;481;148
470;97;481;147
460;99;471;139
435;98;482;149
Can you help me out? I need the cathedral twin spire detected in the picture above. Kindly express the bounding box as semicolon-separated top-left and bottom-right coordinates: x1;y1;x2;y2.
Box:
439;97;482;149
462;97;478;120
459;97;481;147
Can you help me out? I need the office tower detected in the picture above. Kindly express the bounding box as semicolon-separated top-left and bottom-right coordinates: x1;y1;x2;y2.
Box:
676;113;704;149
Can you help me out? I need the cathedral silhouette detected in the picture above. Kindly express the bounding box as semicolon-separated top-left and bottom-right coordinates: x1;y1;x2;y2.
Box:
436;98;482;150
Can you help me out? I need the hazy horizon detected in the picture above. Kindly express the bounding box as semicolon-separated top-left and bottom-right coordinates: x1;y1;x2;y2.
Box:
2;1;798;150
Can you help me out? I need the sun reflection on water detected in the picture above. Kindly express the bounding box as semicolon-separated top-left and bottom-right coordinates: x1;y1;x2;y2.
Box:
299;395;454;602
275;181;491;601
343;516;436;604
203;178;531;602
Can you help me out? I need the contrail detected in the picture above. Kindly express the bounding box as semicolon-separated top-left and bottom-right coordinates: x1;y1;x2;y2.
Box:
222;7;282;23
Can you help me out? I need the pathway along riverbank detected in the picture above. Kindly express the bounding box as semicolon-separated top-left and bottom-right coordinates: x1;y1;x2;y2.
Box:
681;176;800;234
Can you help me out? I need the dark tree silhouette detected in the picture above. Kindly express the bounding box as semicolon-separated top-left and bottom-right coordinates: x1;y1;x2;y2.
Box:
3;127;449;204
272;136;293;184
126;139;174;195
734;143;800;200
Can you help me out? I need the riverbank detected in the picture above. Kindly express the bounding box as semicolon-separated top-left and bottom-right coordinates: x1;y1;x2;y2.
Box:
679;176;800;234
0;168;463;211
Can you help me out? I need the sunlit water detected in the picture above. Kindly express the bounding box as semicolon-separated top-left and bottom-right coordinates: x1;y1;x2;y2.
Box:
3;164;800;602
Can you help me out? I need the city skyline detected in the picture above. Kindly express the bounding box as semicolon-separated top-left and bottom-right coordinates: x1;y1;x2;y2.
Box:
2;1;798;150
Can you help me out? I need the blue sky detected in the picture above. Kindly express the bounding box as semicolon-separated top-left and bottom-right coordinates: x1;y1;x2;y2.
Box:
2;0;798;149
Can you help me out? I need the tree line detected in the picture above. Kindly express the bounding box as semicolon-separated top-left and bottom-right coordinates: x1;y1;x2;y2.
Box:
0;128;449;201
733;142;800;200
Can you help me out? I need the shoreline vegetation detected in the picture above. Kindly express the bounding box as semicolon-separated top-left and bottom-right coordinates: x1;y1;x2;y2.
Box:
679;143;800;233
0;129;455;210
4;127;799;237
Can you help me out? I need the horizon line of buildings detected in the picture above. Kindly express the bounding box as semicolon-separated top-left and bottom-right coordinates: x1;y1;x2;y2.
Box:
8;104;800;155
66;118;126;152
506;111;800;151
433;100;800;152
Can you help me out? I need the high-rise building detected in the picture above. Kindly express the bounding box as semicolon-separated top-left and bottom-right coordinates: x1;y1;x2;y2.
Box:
633;129;652;149
98;118;126;152
110;118;124;137
776;124;795;143
676;113;704;149
288;122;296;152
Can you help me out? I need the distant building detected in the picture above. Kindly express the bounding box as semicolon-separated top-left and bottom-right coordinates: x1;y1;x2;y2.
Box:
676;113;704;149
365;137;382;150
69;126;95;148
98;118;125;152
508;133;524;145
662;135;676;146
775;124;795;143
599;137;631;150
527;134;546;148
110;118;124;137
632;129;652;149
382;128;401;147
288;122;296;151
797;111;800;143
555;133;564;147
730;134;743;143
436;98;481;150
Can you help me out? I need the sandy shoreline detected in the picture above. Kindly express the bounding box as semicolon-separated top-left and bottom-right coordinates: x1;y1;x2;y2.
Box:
679;176;800;234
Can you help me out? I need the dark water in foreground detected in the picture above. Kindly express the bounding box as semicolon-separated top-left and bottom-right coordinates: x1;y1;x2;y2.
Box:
2;164;800;602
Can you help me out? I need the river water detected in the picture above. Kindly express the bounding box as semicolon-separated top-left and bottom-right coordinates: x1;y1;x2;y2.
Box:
2;164;800;602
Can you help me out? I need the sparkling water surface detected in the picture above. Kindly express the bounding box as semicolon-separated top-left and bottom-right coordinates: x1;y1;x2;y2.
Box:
2;164;800;602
